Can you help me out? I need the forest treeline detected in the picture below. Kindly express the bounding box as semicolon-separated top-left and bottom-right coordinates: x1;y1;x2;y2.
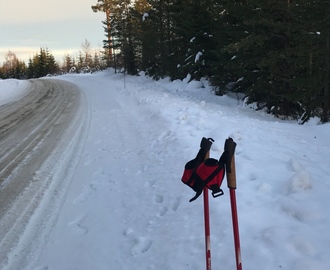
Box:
0;40;107;80
92;0;329;123
1;0;329;123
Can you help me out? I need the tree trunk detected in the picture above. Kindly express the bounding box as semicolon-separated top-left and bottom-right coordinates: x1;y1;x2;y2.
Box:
105;8;113;65
322;35;329;122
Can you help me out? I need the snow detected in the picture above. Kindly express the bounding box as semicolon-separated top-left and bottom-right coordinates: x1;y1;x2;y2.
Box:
195;51;203;63
0;79;29;106
142;13;149;22
1;70;330;270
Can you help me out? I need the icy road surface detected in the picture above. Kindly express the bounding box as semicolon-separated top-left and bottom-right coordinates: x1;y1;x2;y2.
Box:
0;79;86;268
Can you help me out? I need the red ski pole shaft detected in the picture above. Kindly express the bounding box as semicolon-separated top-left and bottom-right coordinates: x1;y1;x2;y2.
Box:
225;138;242;270
203;150;211;270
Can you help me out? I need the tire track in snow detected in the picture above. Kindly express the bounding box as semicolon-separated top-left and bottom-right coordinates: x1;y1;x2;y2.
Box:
0;79;88;270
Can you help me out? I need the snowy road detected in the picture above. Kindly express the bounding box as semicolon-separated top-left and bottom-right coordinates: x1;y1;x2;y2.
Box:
0;79;86;269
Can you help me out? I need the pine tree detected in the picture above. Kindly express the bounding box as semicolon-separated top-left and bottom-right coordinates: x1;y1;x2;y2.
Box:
305;0;330;122
77;51;84;72
89;0;330;122
212;1;305;118
109;0;138;74
92;0;114;66
26;48;58;78
287;0;330;122
63;54;73;73
139;0;175;78
210;0;252;94
45;48;58;75
93;50;101;71
174;0;217;81
27;58;36;78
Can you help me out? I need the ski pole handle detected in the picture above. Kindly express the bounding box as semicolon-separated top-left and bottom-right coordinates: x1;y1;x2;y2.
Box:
201;137;214;152
224;138;237;189
225;138;242;270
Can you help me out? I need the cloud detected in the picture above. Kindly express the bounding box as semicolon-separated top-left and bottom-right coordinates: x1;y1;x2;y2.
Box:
0;46;87;64
0;0;100;24
0;19;104;63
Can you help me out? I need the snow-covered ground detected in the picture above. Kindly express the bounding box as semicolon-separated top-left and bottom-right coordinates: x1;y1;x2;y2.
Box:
0;70;329;270
0;79;29;106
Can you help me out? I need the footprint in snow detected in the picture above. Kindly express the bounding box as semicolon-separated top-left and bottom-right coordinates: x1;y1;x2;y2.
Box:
69;222;88;235
158;206;168;217
73;184;96;204
172;197;181;211
92;167;107;178
289;234;316;256
83;156;92;166
34;267;48;270
155;195;181;216
155;194;164;203
94;139;103;145
73;185;92;204
131;237;153;256
68;215;88;235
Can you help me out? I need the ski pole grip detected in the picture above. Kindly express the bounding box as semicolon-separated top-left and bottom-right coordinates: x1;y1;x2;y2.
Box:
200;137;214;152
224;138;237;189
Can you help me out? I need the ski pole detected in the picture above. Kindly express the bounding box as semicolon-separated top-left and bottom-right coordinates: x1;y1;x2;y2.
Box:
197;137;214;270
224;138;242;270
203;149;211;270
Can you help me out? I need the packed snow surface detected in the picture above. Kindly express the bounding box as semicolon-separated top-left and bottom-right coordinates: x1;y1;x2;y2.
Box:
0;70;329;270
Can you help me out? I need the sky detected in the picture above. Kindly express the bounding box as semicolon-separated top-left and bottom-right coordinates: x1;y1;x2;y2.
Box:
0;0;105;64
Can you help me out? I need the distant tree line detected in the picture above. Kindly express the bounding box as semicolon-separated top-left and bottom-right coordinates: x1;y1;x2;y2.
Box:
92;0;329;123
0;41;107;80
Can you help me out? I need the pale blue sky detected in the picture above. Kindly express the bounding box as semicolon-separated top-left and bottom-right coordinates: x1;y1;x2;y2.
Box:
0;0;105;64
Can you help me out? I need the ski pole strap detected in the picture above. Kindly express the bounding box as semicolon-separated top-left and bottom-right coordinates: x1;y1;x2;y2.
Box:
199;137;214;161
189;186;204;202
188;161;225;202
224;138;237;189
194;137;214;165
182;137;215;202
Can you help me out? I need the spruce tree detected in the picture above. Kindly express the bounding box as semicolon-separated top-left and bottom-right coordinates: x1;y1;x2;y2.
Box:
176;0;217;81
109;0;138;74
211;0;252;94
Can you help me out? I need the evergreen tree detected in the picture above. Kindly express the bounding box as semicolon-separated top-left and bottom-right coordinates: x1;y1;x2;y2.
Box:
175;0;217;81
77;51;85;72
90;0;330;122
145;0;184;79
45;48;58;75
27;58;36;78
210;0;251;94
241;1;300;117
92;0;114;66
300;0;330;122
137;1;163;77
109;0;138;74
210;0;329;122
93;50;101;71
63;54;74;73
26;48;59;78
